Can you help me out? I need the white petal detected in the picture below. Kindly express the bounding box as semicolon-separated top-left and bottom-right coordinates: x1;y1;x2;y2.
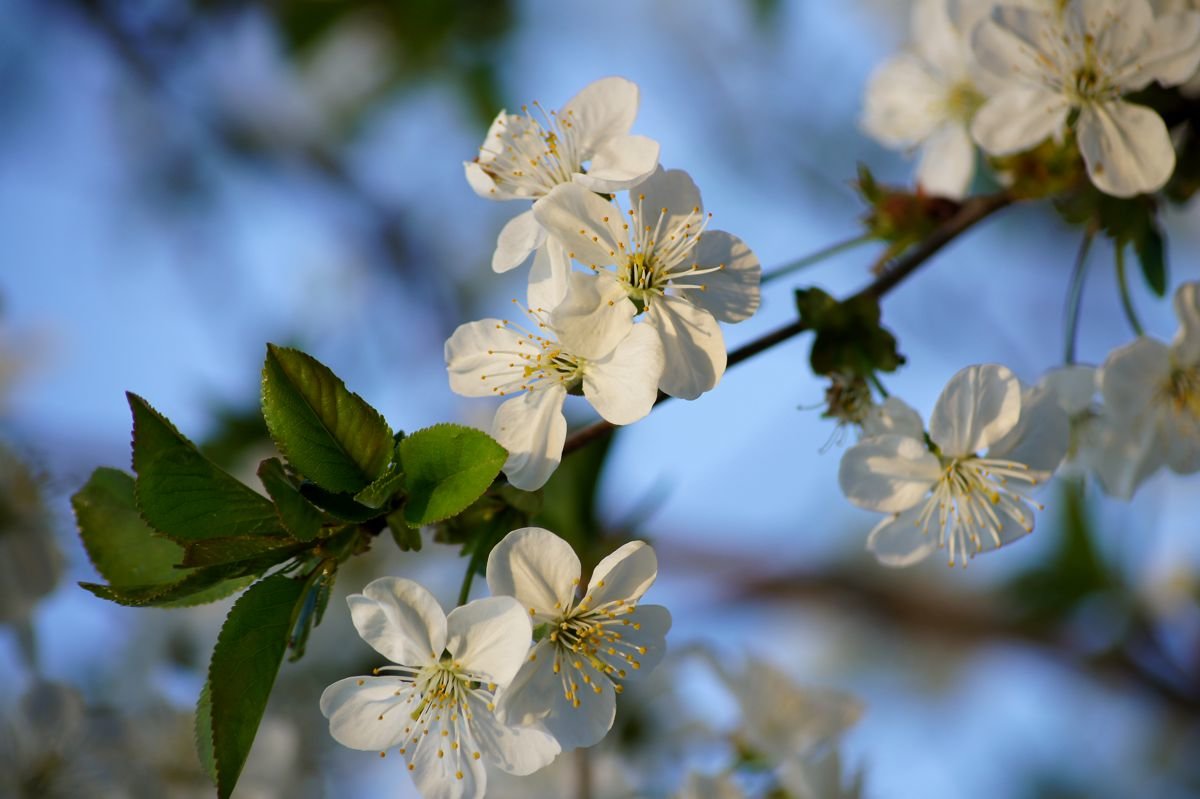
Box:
647;296;726;400
445;319;527;398
465;160;499;200
1065;0;1153;83
929;363;1022;455
408;716;486;799
970;87;1070;156
560;76;639;159
532;183;625;269
609;603;671;678
866;507;938;567
1099;337;1170;419
319;676;417;751
1077;101;1175;198
916;122;976;200
445;596;532;687
584;540;658;607
637;166;704;222
1137;13;1200;87
987;385;1070;475
912;0;969;74
494;640;564;726
861;397;926;440
838;434;941;513
550;271;635;360
973;6;1063;79
861;54;947;148
349;576;447;664
539;659;617;750
1038;365;1098;416
486;527;581;618
527;239;571;312
1171;281;1200;365
1089;413;1163;499
492;386;568;491
492;209;546;273
468;692;560;775
1163;411;1200;474
574;134;660;192
687;230;762;323
583;323;664;425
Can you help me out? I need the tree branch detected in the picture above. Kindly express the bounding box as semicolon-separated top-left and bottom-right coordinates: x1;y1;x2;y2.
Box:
563;190;1015;456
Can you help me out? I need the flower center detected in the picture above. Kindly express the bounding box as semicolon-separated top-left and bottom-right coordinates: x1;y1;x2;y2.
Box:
941;81;984;123
611;193;720;312
544;594;645;708
914;456;1041;566
478;305;586;397
475;103;582;197
1163;365;1200;421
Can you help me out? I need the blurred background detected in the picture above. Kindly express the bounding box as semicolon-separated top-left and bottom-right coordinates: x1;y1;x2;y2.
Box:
2;0;1199;796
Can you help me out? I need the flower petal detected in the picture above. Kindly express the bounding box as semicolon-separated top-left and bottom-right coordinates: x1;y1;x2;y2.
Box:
929;363;1022;455
647;296;726;400
610;603;671;679
408;715;486;799
1039;365;1097;416
492;386;568;491
838;434;941;513
349;576;447;664
486;527;581;620
584;540;658;607
550;271;635;360
973;6;1063;80
446;596;532;687
492;209;546;273
319;675;417;751
560;76;639;159
1065;0;1153;82
574;134;660;193
583;323;663;425
527;239;571;312
1077;101;1174;198
467;692;560;775
533;183;625;269
686;230;762;323
987;384;1070;476
1172;281;1200;365
1089;413;1163;499
1099;336;1170;419
970;86;1070;156
860;54;946;148
861;397;926;440
1163;412;1200;474
1137;12;1200;87
916;122;976;200
866;507;937;568
637;166;704;222
445;318;529;398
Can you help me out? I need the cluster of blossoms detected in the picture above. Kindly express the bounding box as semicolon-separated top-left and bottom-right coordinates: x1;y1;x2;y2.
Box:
448;77;762;489
321;527;670;799
863;0;1200;198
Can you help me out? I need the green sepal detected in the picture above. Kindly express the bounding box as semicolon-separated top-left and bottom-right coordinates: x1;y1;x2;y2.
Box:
399;423;508;527
260;344;393;493
257;458;326;541
299;482;385;523
208;573;307;799
128;393;283;542
387;510;424;552
287;566;336;662
795;288;905;377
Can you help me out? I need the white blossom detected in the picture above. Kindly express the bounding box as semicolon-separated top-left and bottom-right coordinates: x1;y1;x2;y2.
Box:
320;577;560;799
465;77;660;274
839;364;1069;566
533;166;761;399
445;272;664;490
970;0;1200;197
486;527;672;751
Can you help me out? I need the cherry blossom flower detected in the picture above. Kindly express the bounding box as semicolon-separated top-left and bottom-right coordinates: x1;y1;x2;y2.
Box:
445;272;663;490
970;0;1200;197
861;0;1001;198
486;527;672;751
1098;281;1200;493
533;166;761;399
839;364;1069;566
465;77;660;273
320;577;560;799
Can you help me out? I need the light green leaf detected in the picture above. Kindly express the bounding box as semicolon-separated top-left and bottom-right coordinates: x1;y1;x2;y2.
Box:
260;345;393;492
208;573;306;799
257;458;326;541
399;424;507;527
354;458;406;509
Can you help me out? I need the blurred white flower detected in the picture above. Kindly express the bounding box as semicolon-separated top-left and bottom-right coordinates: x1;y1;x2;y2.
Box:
445;273;663;490
487;527;671;751
839;364;1069;566
320;577;559;799
971;0;1200;197
534;166;761;399
675;772;745;799
465;77;660;273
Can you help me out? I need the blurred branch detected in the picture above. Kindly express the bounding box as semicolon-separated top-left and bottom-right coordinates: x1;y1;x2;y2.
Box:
563;190;1015;456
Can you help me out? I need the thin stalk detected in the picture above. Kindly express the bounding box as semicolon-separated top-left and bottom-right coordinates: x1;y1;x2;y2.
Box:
1115;243;1145;336
1063;227;1096;364
760;233;873;284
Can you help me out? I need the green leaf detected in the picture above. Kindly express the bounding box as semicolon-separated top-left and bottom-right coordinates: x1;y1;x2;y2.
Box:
1135;224;1167;297
399;424;507;527
261;345;393;493
79;558;265;608
181;535;306;568
195;681;217;786
257;458;326;541
795;290;905;377
387;510;424;551
208;573;306;799
129;393;282;541
299;482;385;523
354;458;406;509
287;567;337;662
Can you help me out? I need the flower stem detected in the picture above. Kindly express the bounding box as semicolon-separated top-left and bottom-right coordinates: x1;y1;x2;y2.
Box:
760;233;873;284
1063;227;1096;364
1114;243;1145;337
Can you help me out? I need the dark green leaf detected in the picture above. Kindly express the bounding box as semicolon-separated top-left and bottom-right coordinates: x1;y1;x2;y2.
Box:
129;393;282;541
1135;224;1167;297
387;510;424;551
257;458;326;541
195;681;217;786
261;345;393;493
209;574;306;799
399;424;507;527
287;567;336;662
181;536;307;568
299;482;385;523
354;459;406;509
